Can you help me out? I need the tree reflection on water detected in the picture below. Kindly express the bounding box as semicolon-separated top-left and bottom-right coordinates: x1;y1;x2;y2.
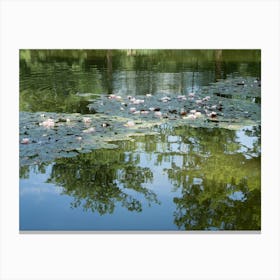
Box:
173;178;260;230
166;125;261;230
20;125;260;230
45;149;158;215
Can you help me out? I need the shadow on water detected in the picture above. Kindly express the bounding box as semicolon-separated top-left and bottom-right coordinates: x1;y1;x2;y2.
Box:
20;125;261;230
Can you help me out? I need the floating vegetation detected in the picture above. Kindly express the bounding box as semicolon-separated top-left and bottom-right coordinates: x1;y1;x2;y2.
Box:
20;76;261;166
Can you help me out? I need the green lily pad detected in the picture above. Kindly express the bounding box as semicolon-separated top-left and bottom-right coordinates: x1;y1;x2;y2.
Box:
20;76;261;166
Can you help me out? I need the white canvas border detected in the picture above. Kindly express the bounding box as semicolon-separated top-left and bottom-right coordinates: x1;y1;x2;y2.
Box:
1;0;279;279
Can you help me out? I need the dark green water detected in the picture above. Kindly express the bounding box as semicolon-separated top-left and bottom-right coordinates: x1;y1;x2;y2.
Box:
19;50;261;231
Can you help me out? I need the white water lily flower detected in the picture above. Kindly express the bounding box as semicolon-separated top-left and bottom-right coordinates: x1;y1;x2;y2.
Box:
83;127;95;133
154;111;162;117
203;96;211;101
21;138;30;144
177;95;187;101
108;94;118;99
140;110;149;115
132;99;144;105
83;117;91;123
124;121;135;127
40;118;55;127
185;114;196;120
208;111;217;118
160;96;171;102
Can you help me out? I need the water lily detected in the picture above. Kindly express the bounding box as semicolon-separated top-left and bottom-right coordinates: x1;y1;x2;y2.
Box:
132;110;141;115
21;138;30;144
124;121;135;127
208;111;217;118
184;114;196;120
83;117;91;123
154;111;162;118
40;118;55;127
180;108;187;116
108;94;122;100
108;94;116;99
102;123;110;127
132;99;144;105
140;110;149;115
177;95;187;101
160;96;171;103
82;127;95;133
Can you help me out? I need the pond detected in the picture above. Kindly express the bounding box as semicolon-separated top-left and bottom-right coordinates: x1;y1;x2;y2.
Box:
19;50;261;231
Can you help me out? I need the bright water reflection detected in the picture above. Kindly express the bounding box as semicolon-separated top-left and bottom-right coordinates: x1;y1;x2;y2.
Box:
20;125;260;230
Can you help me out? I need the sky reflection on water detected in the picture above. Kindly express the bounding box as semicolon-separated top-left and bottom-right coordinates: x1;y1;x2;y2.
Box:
20;125;260;231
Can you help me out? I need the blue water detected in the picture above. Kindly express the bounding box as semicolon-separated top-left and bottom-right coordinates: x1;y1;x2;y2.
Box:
20;161;181;231
20;126;261;231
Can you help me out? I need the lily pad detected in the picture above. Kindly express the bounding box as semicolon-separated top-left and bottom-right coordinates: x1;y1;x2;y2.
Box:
20;76;261;166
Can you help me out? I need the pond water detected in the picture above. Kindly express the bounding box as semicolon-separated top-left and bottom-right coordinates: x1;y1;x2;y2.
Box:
19;50;261;231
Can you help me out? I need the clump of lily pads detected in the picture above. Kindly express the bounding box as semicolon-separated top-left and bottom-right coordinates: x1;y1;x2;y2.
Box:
20;76;260;166
87;75;260;124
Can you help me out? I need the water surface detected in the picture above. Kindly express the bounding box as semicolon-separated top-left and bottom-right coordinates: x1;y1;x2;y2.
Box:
19;50;261;231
